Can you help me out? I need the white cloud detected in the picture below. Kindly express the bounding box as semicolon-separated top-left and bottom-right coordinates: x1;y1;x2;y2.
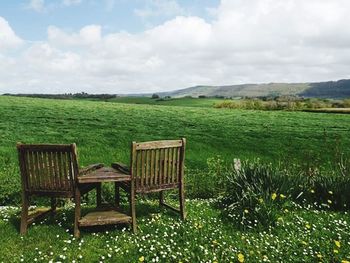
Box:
48;25;102;46
2;0;350;94
0;17;23;50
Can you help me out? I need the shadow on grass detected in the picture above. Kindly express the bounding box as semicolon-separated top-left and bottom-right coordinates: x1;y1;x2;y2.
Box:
8;199;180;235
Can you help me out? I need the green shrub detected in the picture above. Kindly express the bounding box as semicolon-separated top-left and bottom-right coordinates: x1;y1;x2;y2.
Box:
343;99;350;107
217;157;350;230
218;159;289;230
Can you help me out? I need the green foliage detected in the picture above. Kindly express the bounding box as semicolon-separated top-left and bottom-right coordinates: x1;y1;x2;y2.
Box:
218;157;350;230
218;159;288;229
214;98;337;111
343;99;350;107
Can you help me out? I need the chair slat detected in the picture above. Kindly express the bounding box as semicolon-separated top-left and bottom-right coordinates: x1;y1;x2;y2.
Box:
145;150;150;186
165;148;169;184
65;153;73;190
140;151;145;187
168;148;172;184
171;147;177;184
176;147;181;183
159;148;164;185
53;152;60;190
38;152;45;190
28;151;34;190
154;149;159;186
150;149;154;187
56;152;63;190
135;151;141;188
45;152;52;190
33;151;41;189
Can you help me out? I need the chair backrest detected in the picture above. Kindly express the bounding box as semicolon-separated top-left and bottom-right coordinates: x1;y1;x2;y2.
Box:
130;138;186;193
17;143;79;196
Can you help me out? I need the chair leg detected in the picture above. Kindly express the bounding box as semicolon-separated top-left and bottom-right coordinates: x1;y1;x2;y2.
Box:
130;183;137;234
74;188;81;238
179;184;186;220
20;192;29;235
96;183;102;207
115;182;120;208
50;198;57;216
159;191;164;206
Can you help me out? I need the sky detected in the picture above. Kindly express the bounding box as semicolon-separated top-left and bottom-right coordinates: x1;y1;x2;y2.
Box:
1;0;350;94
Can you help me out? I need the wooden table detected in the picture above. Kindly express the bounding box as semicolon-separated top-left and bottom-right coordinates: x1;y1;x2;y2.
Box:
77;167;132;228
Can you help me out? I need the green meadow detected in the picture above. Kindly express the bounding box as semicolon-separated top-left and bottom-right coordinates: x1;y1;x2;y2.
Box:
1;95;350;172
106;96;222;108
1;95;350;262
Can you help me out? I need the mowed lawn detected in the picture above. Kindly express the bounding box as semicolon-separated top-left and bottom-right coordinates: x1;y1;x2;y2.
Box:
1;96;350;171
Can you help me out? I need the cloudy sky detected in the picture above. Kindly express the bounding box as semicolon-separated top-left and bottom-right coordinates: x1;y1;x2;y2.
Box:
1;0;350;94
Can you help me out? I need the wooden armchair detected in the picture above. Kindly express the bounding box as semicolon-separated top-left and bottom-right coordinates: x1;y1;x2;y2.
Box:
112;138;186;231
17;143;103;235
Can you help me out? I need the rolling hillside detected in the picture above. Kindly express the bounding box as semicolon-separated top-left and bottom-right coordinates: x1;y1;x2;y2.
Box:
158;79;350;98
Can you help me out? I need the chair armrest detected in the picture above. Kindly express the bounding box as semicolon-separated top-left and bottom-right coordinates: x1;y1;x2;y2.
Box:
111;162;130;174
79;163;104;175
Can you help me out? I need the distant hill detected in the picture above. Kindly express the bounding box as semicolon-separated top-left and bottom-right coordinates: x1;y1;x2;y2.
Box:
157;79;350;99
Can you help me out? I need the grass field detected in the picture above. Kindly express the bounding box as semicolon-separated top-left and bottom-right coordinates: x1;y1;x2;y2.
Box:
105;96;222;108
304;108;350;114
1;95;350;262
1;96;350;170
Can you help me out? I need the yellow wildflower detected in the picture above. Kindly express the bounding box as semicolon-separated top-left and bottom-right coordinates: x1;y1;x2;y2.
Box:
237;253;244;263
271;193;277;200
284;209;289;213
334;249;339;254
328;200;332;204
258;198;264;204
212;240;218;245
316;254;323;259
244;209;249;214
139;256;145;262
328;191;333;195
341;260;350;263
306;224;311;229
280;194;286;199
301;241;307;245
310;189;315;193
335;240;341;248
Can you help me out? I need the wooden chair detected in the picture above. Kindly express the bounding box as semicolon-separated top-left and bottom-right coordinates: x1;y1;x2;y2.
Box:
112;138;186;232
17;143;103;236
